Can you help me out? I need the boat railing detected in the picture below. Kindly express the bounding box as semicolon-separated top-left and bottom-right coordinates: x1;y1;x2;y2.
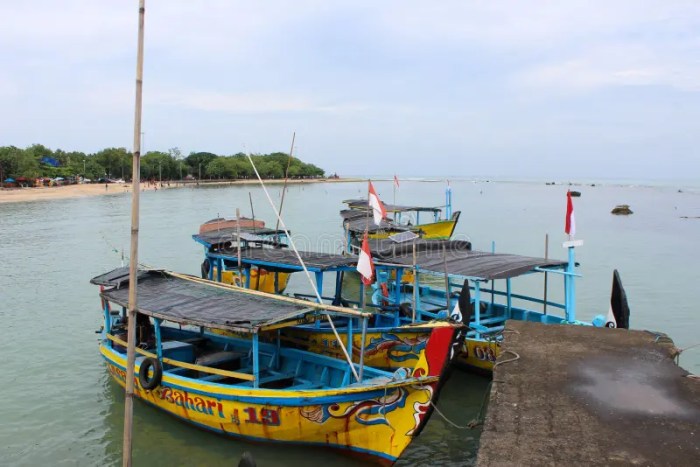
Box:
105;333;255;382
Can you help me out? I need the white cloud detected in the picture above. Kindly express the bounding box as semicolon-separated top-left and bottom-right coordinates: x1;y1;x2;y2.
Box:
516;42;700;93
151;88;369;114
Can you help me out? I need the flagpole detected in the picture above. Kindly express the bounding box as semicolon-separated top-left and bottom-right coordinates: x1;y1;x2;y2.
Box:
361;180;370;309
543;233;549;315
123;1;145;465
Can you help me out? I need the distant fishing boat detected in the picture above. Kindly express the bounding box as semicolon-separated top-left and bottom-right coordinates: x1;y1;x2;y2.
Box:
92;267;464;465
195;223;291;293
341;186;460;253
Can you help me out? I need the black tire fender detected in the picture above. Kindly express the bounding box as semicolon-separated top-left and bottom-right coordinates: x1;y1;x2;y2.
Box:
138;357;162;390
201;259;211;279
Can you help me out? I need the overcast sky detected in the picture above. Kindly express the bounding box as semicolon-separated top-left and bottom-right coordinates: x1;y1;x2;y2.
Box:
1;1;698;180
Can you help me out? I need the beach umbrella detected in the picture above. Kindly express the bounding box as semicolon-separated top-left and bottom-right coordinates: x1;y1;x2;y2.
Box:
4;178;15;183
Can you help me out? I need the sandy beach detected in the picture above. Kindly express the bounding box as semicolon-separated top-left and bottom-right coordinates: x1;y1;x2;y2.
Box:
0;178;363;204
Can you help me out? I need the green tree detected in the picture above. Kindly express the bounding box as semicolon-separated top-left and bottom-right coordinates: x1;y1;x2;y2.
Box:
186;152;218;178
93;147;130;179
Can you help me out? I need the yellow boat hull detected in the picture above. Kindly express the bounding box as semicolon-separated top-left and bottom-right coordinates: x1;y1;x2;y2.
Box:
367;218;458;241
99;323;460;464
453;338;499;373
214;267;290;294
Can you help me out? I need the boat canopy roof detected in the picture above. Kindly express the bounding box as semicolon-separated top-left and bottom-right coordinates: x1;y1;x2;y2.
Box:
193;226;288;248
214;248;360;273
90;267;369;333
375;249;567;281
368;238;472;257
344;216;412;234
342;199;442;214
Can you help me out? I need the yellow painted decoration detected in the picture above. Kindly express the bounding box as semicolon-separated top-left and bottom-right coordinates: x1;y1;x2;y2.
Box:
282;324;442;370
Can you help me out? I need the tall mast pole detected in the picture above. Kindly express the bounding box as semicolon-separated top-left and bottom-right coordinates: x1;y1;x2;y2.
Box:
275;131;296;232
123;1;145;466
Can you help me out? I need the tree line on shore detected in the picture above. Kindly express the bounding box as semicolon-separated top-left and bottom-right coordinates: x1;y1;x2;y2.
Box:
0;144;325;182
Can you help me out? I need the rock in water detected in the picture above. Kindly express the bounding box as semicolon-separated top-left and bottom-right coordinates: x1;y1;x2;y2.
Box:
611;204;633;215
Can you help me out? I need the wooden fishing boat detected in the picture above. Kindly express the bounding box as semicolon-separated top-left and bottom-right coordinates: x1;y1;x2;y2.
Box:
194;225;291;293
369;239;631;373
92;267;464;465
192;233;470;370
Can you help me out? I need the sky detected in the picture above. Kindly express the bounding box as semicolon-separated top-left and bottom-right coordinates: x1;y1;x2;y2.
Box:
1;1;699;180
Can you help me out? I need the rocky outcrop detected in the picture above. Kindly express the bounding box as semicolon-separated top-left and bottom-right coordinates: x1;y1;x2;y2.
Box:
611;204;633;215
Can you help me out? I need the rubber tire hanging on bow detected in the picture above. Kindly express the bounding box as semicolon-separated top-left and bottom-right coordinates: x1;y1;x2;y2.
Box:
138;357;162;390
201;258;211;279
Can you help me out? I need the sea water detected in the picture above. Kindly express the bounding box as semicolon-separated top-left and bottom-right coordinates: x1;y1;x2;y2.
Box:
1;179;698;466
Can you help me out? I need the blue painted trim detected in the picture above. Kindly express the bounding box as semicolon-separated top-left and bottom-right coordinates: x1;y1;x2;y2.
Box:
474;282;481;339
154;319;163;361
252;333;259;389
566;246;576;322
315;271;323;303
103;302;111;335
205;252;356;274
101;350;399;406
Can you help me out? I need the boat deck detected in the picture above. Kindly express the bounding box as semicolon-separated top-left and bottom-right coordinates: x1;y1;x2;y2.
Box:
477;320;700;466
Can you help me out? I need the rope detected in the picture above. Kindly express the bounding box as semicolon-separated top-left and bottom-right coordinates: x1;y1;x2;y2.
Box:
493;350;520;369
245;152;360;383
676;342;700;366
429;380;493;430
428;400;471;429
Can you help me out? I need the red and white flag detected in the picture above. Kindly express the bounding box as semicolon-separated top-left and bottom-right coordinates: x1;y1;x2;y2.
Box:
368;181;386;226
357;232;374;285
565;191;576;237
393;174;400;188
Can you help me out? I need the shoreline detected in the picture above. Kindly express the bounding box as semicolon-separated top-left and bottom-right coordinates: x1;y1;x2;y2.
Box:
0;178;365;204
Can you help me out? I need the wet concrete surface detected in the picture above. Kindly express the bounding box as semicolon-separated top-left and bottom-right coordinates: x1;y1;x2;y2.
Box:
477;321;700;466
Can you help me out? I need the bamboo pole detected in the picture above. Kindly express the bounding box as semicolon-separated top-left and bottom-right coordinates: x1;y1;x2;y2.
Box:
275;131;296;232
123;1;145;466
248;192;256;232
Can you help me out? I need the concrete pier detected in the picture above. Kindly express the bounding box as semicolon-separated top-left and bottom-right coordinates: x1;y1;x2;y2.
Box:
477;321;700;466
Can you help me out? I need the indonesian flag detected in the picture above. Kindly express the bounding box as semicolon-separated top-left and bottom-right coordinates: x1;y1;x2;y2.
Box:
565;191;576;236
368;181;386;226
394;174;400;188
357;232;374;285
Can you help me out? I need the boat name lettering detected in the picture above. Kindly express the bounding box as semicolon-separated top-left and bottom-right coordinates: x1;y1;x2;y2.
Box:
157;387;225;419
473;345;497;362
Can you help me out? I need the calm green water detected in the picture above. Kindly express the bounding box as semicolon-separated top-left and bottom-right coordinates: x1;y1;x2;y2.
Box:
1;180;698;466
